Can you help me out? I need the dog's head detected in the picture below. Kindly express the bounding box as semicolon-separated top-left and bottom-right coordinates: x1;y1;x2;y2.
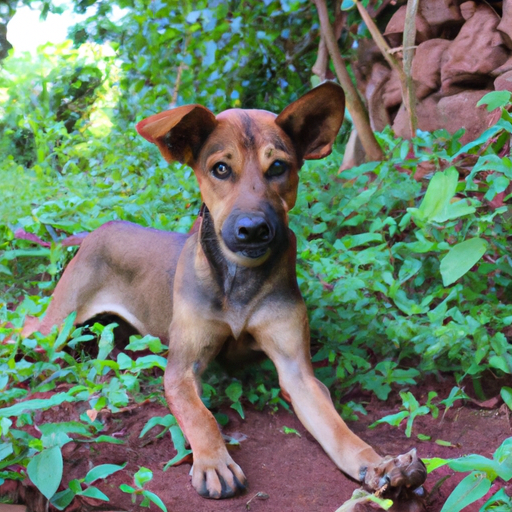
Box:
137;82;345;267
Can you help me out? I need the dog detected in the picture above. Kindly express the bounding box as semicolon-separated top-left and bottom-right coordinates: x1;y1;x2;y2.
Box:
23;82;426;501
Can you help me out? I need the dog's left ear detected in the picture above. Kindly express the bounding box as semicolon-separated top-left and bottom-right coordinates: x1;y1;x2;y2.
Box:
276;82;345;161
136;104;217;166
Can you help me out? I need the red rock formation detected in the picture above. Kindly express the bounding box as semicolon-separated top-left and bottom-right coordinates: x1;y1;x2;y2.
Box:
354;0;512;145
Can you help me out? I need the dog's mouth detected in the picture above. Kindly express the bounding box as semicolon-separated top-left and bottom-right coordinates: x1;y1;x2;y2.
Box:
218;237;272;267
238;246;270;259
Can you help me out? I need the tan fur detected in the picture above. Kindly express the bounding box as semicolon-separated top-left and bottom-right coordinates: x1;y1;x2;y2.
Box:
23;83;425;501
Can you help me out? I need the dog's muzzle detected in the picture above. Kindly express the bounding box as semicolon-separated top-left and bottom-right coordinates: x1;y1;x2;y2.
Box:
222;213;276;259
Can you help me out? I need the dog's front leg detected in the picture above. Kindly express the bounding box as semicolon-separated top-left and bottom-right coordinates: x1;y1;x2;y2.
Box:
164;319;247;499
253;304;426;495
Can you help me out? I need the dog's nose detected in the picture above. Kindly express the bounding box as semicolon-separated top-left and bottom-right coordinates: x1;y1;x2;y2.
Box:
235;216;273;244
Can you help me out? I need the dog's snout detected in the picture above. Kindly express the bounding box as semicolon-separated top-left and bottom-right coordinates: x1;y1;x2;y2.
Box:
235;216;272;244
221;210;281;261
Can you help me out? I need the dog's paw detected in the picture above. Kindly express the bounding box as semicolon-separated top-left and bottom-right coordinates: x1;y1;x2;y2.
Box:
362;449;427;499
191;454;247;499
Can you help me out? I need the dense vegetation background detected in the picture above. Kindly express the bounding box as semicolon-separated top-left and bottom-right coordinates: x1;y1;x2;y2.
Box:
1;1;512;510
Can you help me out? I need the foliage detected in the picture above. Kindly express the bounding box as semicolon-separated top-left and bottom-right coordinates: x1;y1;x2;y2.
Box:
370;390;439;438
335;488;393;511
51;463;125;510
68;0;319;116
1;4;512;509
120;467;168;511
424;438;512;512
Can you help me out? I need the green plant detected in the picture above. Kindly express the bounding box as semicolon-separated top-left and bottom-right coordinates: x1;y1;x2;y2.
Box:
50;463;125;510
139;415;192;469
370;391;439;438
1;9;512;507
424;437;512;512
120;467;168;511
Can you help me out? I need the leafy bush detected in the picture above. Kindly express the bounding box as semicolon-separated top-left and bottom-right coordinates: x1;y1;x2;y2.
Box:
1;26;512;508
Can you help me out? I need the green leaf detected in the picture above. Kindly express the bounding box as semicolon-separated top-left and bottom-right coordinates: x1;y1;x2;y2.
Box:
125;334;165;353
225;381;243;402
163;425;192;469
436;439;456;447
477;91;512;111
230;400;245;419
84;463;125;484
370;411;409;429
489;356;511;374
134;467;153;488
408;168;461;224
97;323;117;360
449;455;499;481
78;486;110;501
500;387;512;412
282;426;301;437
142;490;168;512
119;483;135;493
479;488;512;511
41;431;72;449
27;446;63;500
53;312;77;353
38;421;91;437
0;442;13;462
139;415;176;438
0;392;82;417
423;457;449;473
451;125;503;158
493;438;512;480
50;488;76;510
90;435;125;444
440;238;488;286
440;472;492;512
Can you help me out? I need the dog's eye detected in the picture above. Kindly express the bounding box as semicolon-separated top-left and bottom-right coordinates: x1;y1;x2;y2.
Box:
267;160;288;178
211;162;232;180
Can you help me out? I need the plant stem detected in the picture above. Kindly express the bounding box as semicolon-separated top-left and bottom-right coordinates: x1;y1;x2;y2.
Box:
354;0;418;137
402;0;419;136
313;0;384;162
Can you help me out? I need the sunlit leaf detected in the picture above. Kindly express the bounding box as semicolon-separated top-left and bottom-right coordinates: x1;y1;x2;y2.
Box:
440;238;487;286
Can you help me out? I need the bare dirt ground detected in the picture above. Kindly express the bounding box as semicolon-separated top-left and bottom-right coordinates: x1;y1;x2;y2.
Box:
1;377;511;512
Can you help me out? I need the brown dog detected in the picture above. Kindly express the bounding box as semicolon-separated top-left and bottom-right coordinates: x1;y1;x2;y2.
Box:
24;82;426;500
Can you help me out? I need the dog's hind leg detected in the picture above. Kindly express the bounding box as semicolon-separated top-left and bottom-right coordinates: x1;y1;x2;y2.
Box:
21;256;85;337
22;245;145;339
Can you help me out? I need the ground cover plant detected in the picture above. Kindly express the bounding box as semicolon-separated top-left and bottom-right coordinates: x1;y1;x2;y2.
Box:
1;3;512;510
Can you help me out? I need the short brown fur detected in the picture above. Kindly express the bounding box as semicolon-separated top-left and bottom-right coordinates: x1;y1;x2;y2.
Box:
23;82;426;502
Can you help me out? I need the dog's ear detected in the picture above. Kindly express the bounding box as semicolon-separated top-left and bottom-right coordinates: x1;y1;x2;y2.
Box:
275;82;345;161
136;105;217;166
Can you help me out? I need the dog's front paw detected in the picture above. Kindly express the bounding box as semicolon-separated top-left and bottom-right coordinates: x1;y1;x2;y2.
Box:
362;449;426;499
191;453;247;499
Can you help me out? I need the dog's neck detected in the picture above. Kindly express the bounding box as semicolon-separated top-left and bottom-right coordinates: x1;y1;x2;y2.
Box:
198;205;289;307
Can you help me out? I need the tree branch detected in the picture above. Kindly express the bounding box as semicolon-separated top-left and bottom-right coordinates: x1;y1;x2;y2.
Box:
402;0;419;136
354;0;418;137
313;0;384;161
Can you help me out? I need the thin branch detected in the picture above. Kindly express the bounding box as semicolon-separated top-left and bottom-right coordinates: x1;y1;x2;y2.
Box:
312;35;329;80
354;0;418;137
353;0;405;82
402;0;419;136
313;0;384;162
313;6;345;81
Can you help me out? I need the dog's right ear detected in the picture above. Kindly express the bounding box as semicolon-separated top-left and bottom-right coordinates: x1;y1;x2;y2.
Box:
136;105;217;166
